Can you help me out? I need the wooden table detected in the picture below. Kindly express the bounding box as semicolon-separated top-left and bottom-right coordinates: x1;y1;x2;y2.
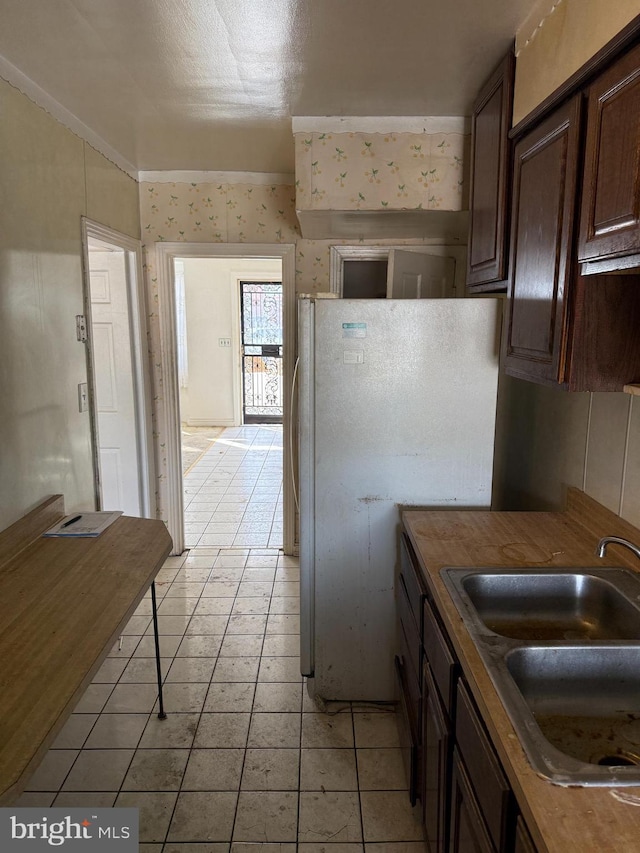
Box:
0;496;172;805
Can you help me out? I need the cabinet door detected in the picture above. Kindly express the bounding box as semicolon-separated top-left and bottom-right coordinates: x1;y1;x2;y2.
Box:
423;662;452;853
449;750;495;853
467;52;515;291
503;95;582;386
514;816;538;853
579;41;640;266
395;656;420;806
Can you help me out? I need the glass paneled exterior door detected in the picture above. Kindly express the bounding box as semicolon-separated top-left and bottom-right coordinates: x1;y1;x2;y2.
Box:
240;282;283;423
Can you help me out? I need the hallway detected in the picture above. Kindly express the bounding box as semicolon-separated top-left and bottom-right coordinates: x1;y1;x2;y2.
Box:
183;425;283;550
16;545;422;848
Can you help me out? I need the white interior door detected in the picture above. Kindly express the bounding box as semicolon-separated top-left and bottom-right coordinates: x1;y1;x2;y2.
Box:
88;244;143;516
386;249;455;298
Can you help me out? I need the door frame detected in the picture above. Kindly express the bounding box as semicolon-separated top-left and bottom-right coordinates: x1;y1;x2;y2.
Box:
330;243;466;296
330;245;390;295
80;217;155;517
155;242;296;556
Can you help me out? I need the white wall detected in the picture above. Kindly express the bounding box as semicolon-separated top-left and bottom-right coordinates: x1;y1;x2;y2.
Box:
0;78;140;532
513;0;640;125
180;257;282;427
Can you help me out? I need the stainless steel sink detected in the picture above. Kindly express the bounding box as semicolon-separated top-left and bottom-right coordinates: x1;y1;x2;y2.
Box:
460;570;640;640
440;567;640;786
506;646;640;779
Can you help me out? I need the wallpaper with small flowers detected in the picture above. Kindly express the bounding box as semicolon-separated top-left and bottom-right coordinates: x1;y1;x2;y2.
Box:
295;131;469;212
140;138;470;523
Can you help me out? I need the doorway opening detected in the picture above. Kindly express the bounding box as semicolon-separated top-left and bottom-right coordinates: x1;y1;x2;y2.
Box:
175;258;284;550
240;281;284;425
155;243;296;556
330;244;462;298
81;218;154;518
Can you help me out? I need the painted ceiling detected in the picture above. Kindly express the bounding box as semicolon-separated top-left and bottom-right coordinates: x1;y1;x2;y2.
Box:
0;0;533;173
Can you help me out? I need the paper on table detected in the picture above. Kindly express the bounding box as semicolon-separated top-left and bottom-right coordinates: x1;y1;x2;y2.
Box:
43;511;123;537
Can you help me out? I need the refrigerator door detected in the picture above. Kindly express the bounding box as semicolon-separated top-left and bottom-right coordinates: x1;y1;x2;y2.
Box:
306;297;500;702
297;297;315;677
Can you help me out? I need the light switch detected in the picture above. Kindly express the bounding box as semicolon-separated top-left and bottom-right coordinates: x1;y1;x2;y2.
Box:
219;338;231;348
343;350;364;364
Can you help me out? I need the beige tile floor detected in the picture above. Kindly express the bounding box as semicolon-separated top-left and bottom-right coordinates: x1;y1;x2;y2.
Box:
183;426;283;550
16;546;426;851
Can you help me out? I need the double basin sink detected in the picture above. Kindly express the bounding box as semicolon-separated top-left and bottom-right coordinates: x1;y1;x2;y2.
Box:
441;567;640;786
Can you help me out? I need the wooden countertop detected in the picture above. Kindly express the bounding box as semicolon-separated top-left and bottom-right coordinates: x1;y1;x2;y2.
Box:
402;488;640;853
0;496;172;804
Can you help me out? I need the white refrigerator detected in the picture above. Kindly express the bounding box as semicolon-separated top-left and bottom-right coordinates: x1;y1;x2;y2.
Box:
297;295;501;702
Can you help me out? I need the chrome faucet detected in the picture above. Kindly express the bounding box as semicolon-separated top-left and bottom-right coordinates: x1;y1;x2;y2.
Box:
596;536;640;561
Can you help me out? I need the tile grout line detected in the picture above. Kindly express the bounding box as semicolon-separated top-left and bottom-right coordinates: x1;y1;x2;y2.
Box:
157;554;219;847
227;549;272;847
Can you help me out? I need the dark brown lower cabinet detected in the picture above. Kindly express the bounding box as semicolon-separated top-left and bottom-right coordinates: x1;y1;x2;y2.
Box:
423;661;452;853
450;749;495;853
514;817;537;853
395;655;420;806
396;527;539;853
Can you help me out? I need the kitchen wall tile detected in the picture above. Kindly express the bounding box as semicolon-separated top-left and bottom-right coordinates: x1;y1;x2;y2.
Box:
585;392;631;514
493;376;590;511
621;396;640;528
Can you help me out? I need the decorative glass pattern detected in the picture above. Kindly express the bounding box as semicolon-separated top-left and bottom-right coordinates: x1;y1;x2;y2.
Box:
240;282;283;422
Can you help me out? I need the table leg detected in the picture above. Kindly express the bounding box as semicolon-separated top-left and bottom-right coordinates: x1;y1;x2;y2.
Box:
151;581;167;720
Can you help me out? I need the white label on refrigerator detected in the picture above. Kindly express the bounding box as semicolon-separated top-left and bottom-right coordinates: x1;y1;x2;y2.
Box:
343;350;364;364
342;322;367;338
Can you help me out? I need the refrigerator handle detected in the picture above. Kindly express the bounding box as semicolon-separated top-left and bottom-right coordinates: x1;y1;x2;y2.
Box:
289;356;300;512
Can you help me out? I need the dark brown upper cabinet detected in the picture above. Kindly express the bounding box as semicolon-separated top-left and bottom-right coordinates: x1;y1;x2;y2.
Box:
503;96;582;387
579;40;640;272
467;52;515;292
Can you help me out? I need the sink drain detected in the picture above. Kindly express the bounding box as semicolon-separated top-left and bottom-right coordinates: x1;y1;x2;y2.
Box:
593;750;640;767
